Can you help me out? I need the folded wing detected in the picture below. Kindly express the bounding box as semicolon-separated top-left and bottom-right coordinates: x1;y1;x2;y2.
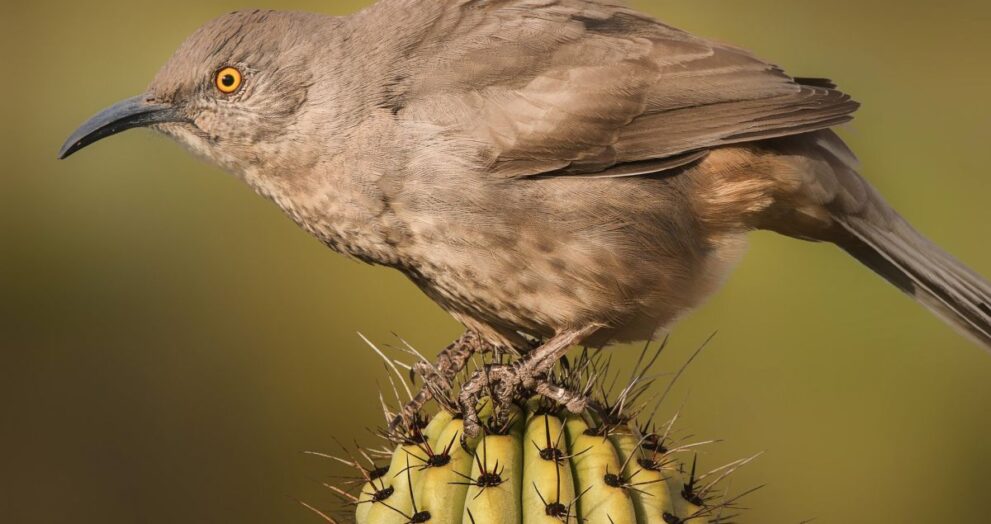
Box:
395;0;859;179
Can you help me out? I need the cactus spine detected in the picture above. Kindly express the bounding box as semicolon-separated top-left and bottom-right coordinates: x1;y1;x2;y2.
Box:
312;341;758;523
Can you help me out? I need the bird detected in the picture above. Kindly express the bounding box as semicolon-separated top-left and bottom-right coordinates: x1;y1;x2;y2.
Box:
59;0;990;433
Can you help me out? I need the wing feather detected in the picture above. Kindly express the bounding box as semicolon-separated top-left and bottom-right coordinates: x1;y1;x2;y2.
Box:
394;0;859;179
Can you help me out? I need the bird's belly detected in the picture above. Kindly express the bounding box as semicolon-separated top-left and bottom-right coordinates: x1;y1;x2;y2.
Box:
397;213;747;346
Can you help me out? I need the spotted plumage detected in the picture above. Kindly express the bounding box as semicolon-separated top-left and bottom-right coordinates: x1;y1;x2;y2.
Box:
60;1;991;425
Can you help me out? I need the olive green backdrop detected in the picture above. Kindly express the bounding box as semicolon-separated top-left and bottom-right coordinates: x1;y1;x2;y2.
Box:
2;1;989;522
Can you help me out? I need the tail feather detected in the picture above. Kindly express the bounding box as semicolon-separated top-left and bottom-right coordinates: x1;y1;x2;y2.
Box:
768;130;991;351
836;213;991;349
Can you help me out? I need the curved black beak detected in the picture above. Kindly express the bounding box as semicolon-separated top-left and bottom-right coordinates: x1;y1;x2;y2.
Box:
58;95;185;159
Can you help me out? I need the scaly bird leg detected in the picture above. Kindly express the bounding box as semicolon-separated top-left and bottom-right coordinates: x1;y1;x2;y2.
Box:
389;331;489;432
459;325;601;437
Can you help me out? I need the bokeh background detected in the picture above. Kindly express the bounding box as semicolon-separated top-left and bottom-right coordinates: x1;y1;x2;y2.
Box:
3;1;990;522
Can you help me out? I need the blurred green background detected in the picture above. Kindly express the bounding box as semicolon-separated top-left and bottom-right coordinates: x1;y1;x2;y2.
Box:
2;1;990;522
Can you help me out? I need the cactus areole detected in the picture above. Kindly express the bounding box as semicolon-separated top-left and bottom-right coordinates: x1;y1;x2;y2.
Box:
316;344;757;524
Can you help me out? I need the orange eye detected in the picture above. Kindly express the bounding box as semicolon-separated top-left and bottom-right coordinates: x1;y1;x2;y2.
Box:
214;67;243;94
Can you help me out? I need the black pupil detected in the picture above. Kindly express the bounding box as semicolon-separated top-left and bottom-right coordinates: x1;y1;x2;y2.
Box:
221;74;235;87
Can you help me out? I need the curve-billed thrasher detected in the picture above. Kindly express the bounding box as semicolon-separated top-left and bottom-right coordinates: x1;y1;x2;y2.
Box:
59;1;990;432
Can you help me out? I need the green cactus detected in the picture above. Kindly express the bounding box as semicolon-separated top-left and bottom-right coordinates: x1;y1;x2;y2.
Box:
312;342;758;524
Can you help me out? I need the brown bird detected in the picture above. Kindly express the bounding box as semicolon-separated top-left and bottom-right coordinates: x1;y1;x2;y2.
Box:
59;1;990;433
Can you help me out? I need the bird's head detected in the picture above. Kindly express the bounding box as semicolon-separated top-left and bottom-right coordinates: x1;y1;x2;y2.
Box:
58;10;326;175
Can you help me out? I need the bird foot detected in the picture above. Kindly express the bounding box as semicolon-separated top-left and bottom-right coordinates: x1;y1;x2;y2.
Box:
457;365;593;437
388;331;490;433
458;362;530;436
458;326;601;437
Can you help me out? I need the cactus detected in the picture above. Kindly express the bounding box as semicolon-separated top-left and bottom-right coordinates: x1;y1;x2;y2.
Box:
307;340;759;524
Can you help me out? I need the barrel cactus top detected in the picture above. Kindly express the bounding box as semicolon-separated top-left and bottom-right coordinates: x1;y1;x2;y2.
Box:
309;342;758;524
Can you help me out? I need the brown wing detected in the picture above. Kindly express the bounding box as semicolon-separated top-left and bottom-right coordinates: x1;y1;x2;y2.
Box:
394;0;859;179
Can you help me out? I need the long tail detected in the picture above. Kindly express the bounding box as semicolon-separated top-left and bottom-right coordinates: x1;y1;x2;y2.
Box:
835;212;991;349
798;131;991;350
